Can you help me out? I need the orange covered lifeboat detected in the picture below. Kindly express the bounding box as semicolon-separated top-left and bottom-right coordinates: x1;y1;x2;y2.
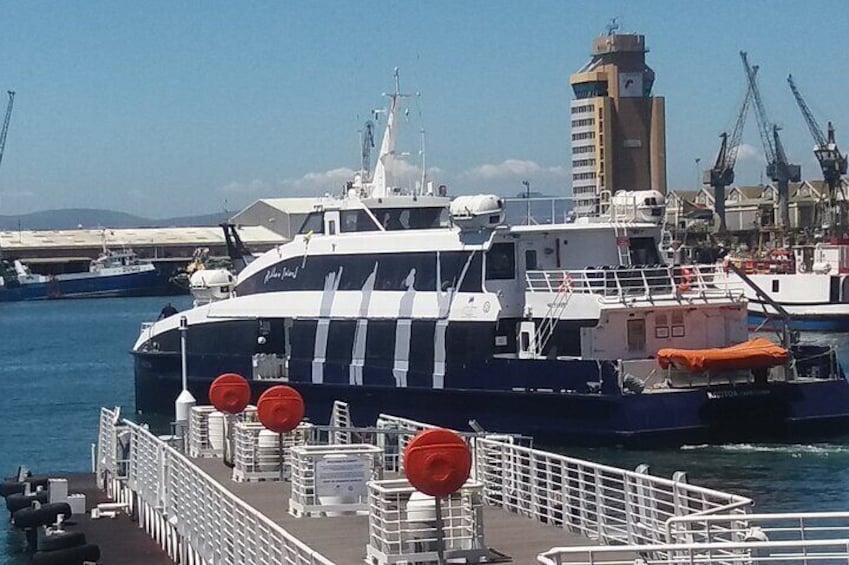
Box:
657;338;790;373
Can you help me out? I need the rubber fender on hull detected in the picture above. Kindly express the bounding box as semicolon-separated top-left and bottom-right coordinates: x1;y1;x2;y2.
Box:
31;544;101;565
38;530;86;552
0;477;50;498
12;503;72;529
4;491;49;513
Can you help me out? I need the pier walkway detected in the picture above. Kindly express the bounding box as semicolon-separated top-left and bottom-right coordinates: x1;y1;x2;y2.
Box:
95;405;776;565
195;457;595;564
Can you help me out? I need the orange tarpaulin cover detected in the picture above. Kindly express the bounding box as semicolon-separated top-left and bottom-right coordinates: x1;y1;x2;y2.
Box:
656;338;789;373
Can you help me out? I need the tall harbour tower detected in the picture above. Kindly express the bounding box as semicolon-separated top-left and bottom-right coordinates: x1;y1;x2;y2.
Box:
570;26;667;215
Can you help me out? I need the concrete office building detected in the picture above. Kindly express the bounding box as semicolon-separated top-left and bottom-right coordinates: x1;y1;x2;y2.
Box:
570;30;667;215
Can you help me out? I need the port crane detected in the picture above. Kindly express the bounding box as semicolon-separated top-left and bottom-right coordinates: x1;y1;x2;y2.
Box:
0;91;15;173
704;72;755;234
787;74;847;232
740;52;800;234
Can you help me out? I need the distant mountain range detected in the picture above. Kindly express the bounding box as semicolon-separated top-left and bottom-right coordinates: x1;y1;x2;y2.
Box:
0;209;232;231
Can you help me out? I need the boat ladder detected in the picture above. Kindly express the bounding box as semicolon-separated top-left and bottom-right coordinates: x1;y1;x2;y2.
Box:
613;221;632;266
533;278;574;357
330;400;352;444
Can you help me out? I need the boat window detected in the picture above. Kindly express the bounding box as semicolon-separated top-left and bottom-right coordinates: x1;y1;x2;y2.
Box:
378;209;409;230
772;279;779;293
628;237;660;265
341;210;380;233
298;212;325;235
486;242;515;280
439;251;482;292
627;319;646;351
373;207;449;230
525;249;538;271
327;220;337;235
375;253;437;291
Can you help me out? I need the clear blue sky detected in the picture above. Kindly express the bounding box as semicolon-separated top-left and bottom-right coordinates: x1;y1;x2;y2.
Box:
1;0;846;219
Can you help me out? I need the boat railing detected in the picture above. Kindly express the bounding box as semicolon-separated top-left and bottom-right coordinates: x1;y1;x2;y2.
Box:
502;196;575;225
526;264;743;302
474;437;752;547
97;408;335;565
664;511;849;546
536;537;849;565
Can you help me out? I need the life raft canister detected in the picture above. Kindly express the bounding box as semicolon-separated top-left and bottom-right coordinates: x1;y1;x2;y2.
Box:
403;429;472;497
257;385;305;434
209;373;251;415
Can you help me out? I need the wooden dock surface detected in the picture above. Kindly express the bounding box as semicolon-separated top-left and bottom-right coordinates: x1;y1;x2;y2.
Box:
194;457;602;565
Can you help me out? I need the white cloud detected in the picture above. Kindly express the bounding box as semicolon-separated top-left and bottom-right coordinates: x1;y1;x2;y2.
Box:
219;179;273;195
734;143;761;161
461;159;568;180
284;168;356;192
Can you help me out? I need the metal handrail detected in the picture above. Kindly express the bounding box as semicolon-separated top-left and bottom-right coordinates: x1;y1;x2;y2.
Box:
104;416;335;565
665;511;849;545
475;437;752;547
526;264;743;301
537;538;849;565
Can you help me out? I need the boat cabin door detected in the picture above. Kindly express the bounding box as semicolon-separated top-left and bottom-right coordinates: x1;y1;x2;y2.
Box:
518;321;537;359
324;210;340;236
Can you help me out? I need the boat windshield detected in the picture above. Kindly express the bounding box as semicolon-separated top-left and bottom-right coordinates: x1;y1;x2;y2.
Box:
374;207;449;230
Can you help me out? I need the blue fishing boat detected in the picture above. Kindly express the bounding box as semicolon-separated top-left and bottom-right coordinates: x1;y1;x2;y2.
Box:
0;247;173;301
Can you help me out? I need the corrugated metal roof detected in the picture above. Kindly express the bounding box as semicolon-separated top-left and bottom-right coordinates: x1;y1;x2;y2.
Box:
241;197;325;215
0;225;285;251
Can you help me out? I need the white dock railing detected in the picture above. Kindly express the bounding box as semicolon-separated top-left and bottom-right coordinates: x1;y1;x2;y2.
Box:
526;264;742;302
97;407;334;565
537;538;849;565
665;511;849;545
474;437;752;547
98;406;849;565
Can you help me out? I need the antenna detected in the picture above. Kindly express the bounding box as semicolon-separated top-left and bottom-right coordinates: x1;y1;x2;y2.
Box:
420;128;427;196
606;18;619;36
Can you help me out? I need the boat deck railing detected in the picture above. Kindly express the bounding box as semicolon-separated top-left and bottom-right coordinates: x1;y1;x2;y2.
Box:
526;264;743;302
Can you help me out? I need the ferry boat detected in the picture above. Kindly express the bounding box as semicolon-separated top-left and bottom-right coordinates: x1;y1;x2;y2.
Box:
724;243;849;331
0;246;172;301
131;73;849;446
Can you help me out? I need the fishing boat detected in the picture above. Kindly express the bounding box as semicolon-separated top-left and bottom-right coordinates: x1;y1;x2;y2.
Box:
131;72;849;446
720;242;849;331
0;245;172;301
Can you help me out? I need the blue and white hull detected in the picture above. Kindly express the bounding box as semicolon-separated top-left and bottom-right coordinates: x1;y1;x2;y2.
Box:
133;344;849;447
0;268;174;301
731;272;849;332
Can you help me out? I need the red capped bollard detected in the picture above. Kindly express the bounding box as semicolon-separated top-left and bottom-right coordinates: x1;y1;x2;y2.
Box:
257;386;305;434
403;428;471;497
209;373;251;415
257;386;305;480
208;373;251;467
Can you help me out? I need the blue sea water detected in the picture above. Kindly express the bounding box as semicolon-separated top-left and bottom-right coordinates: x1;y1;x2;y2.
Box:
1;298;848;562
